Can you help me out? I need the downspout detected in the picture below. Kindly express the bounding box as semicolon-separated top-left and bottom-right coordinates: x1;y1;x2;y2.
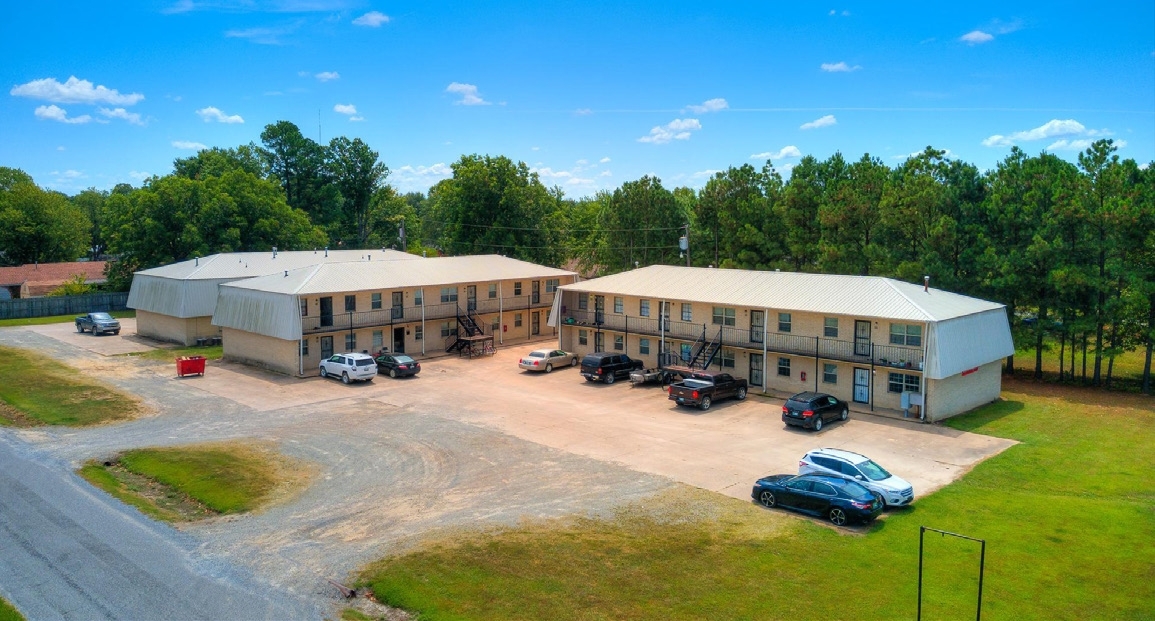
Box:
420;290;426;355
498;282;504;345
921;320;930;421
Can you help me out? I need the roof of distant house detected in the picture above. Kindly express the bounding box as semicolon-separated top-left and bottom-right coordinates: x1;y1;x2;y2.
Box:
0;261;107;296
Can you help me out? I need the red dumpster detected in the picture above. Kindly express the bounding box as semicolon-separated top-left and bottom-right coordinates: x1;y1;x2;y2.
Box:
176;355;206;377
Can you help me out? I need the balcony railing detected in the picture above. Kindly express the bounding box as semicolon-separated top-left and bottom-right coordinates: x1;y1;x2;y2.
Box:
302;292;557;334
560;308;924;369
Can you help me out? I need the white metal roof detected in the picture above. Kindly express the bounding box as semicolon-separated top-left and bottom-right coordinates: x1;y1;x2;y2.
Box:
559;265;1003;322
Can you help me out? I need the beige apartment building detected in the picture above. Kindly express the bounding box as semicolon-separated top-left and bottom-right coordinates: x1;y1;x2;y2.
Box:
211;255;576;376
550;265;1014;422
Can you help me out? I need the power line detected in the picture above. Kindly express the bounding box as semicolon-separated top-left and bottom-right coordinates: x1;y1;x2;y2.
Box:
422;219;685;234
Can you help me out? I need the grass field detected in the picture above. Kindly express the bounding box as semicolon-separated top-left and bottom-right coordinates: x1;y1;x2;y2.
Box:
79;442;315;522
0;310;134;328
0;345;144;426
359;379;1155;621
0;596;23;621
1012;338;1151;389
121;344;223;362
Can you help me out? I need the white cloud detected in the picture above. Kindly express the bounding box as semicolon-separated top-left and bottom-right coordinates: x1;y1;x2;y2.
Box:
982;119;1087;147
352;11;389;26
692;169;722;180
575;108;593;116
57;146;66;151
34;104;92;124
829;9;850;16
11;76;144;105
196;106;244;123
349;116;364;122
532;167;573;179
532;146;540;151
172;140;208;150
1048;138;1127;151
446;82;489;105
333;103;357;115
800;114;837;130
53;169;86;179
821;61;861;72
751;145;802;160
638;118;702;144
225;23;300;45
98;107;144;125
128;171;151;181
960;30;994;44
685;98;728;114
599;170;612;177
599;157;611;163
315;71;340;81
576;159;588;166
397;163;452;177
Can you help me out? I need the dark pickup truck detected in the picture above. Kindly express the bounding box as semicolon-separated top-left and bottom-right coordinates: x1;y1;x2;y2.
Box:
580;352;644;384
75;312;121;335
667;371;748;410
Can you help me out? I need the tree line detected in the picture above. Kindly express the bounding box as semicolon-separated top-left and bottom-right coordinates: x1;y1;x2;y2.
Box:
0;123;1151;392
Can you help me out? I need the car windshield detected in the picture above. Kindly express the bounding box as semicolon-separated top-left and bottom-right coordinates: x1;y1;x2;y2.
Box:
528;351;546;358
354;358;374;367
857;459;892;481
394;355;415;364
91;312;113;320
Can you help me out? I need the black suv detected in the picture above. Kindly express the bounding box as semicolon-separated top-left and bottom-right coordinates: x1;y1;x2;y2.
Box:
781;391;849;431
580;352;643;384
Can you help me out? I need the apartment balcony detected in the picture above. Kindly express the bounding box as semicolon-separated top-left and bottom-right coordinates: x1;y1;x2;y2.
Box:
302;293;557;334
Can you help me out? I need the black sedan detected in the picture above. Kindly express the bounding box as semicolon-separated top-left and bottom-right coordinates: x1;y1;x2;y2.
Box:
375;354;420;378
751;473;882;526
781;391;849;431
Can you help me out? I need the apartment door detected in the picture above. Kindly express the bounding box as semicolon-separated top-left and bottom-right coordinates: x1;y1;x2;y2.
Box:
391;291;404;319
854;320;871;357
661;301;671;331
531;281;541;304
749;353;764;387
320;336;333;359
853;368;870;403
466;285;477;311
750;311;765;343
594;295;605;325
393;327;405;353
531;311;540;336
320;296;333;327
594;331;605;351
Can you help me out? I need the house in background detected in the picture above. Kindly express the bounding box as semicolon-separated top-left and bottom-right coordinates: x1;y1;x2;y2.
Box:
550;265;1014;422
0;261;108;300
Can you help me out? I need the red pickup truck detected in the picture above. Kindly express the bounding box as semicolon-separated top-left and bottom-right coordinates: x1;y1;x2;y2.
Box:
667;371;748;411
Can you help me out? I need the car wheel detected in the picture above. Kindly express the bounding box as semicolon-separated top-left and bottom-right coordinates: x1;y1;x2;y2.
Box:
389;369;397;378
320;367;328;378
828;507;848;526
813;417;823;431
736;386;747;400
570;357;578;367
759;490;776;508
877;495;888;509
342;372;350;384
545;363;553;373
76;324;83;333
604;373;615;384
113;331;120;336
699;396;712;411
840;407;849;421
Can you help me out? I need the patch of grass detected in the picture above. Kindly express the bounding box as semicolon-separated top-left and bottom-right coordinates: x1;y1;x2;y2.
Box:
0;310;134;328
1013;338;1149;389
78;442;315;521
359;380;1155;621
123;344;223;362
0;345;144;426
0;596;24;621
340;609;373;621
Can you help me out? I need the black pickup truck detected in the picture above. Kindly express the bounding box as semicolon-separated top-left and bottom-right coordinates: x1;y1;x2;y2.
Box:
580;352;644;384
667;371;748;410
75;312;121;335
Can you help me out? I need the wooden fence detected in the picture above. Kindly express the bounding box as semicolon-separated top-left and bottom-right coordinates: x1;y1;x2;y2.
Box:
0;293;130;320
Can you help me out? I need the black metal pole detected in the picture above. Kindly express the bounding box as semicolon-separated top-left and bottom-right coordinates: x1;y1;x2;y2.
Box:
917;526;925;621
977;539;986;621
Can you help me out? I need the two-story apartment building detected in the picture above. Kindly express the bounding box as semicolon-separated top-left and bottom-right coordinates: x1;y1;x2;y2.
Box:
211;255;576;376
549;265;1014;422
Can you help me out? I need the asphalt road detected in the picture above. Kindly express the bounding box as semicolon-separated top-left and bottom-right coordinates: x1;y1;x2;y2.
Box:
0;434;321;621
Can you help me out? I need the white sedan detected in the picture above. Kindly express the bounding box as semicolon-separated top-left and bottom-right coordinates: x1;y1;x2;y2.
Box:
518;349;578;373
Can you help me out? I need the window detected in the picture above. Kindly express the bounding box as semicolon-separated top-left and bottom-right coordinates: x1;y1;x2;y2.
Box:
415;326;423;341
614;335;624;351
345;333;357;350
414;289;423;306
614;297;624;313
681;303;693;322
300;339;308;355
680;343;692;363
824;317;838;338
712;307;736;326
579;329;588;346
345;295;357;312
778;312;792;332
514;282;523;296
546;278;560;293
639;338;650;355
823;363;838;384
514;313;523;327
372;330;383;350
300;298;308;316
778;357;791;377
888;373;921;394
720;349;735;368
440;322;453;338
890;324;923;347
488;284;497;299
639;299;651;317
492;318;500;333
578;294;588;310
440;287;457;303
371;293;382;310
812;482;837;496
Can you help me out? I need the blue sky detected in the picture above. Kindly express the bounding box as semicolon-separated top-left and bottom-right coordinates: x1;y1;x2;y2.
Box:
3;2;1153;197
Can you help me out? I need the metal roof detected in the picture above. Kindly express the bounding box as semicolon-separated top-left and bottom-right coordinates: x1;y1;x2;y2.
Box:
559;265;1003;322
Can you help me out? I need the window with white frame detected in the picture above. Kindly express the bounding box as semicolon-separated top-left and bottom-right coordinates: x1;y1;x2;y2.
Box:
720;349;735;368
545;278;560;293
514;313;523;327
639;338;650;355
414;289;423;306
888;372;921;393
491;318;500;333
578;294;588;310
639;299;650;317
440;287;457;303
613;335;624;351
681;303;693;322
415;326;423;341
440;322;453;337
823;363;837;384
488;284;497;299
712;307;736;326
614;297;623;313
890;324;923;347
778;312;792;332
778;357;791;377
345;333;357;351
824;317;838;338
372;330;383;350
371;293;382;310
579;329;588;345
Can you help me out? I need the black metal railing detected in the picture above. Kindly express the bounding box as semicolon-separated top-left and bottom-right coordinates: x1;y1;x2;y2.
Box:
303;292;557;335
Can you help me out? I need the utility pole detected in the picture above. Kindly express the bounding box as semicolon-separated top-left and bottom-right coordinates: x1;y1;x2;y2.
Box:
679;223;690;267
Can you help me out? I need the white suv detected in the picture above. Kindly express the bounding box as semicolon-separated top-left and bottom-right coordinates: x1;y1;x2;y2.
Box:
319;352;377;384
798;448;914;507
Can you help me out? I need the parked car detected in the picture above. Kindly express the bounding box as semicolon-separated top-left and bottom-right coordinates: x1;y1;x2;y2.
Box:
781;391;849;431
376;353;420;378
75;312;120;336
667;371;748;410
518;348;578;373
798;448;914;507
319;352;377;384
751;473;882;526
580;352;644;384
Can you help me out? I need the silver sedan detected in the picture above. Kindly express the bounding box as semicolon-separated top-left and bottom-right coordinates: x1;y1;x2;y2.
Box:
518;348;578;373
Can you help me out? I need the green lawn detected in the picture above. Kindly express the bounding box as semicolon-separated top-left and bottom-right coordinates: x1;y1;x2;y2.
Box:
1013;338;1150;388
0;345;143;426
0;310;134;328
121;344;223;362
0;596;23;621
360;380;1155;620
